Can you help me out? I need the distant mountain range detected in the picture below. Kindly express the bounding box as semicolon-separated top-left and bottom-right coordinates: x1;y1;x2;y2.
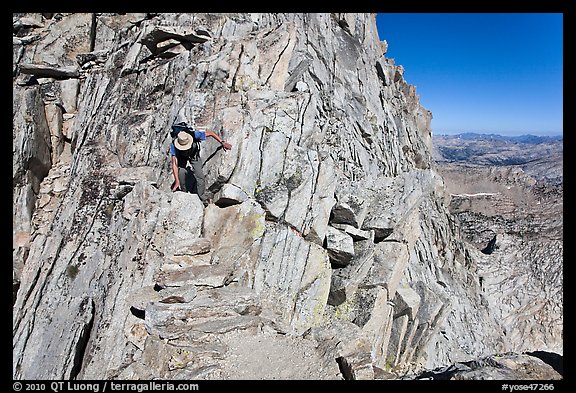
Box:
434;132;563;144
432;132;563;185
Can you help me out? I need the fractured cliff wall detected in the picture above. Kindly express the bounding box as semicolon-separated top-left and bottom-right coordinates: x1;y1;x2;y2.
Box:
13;13;510;380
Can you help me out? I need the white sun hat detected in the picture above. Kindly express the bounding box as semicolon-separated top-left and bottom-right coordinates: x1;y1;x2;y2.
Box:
174;131;194;150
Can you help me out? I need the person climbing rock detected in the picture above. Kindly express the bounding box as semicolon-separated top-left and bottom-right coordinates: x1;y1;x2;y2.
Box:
169;124;232;206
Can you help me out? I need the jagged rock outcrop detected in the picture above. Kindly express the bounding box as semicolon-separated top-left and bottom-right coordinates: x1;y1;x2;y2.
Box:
13;13;560;380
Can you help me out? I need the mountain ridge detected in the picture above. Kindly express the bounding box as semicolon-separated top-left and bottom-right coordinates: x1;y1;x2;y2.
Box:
434;132;562;144
432;131;563;186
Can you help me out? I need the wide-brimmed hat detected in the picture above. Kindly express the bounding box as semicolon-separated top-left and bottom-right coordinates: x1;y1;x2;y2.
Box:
174;131;194;150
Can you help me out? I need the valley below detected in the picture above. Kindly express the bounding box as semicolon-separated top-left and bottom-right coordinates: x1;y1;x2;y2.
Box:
432;133;563;373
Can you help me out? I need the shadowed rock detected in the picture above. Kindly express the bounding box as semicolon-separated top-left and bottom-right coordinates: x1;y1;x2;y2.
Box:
19;63;80;78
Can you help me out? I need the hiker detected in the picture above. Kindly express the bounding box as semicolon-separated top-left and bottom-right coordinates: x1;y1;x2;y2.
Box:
170;126;232;206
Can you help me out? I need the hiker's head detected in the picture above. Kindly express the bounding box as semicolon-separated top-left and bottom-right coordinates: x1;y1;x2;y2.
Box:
174;131;194;151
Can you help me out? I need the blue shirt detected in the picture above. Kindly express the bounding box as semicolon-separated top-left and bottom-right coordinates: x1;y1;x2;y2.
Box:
170;131;206;156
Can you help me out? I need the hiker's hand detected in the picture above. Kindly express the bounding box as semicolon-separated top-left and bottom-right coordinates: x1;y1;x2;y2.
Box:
172;182;181;192
221;141;232;151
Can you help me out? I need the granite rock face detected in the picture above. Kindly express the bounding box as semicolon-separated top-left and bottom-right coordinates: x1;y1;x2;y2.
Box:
13;13;561;380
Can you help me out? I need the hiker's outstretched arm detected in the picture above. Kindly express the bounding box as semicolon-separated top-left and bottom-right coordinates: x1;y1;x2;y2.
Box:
171;155;180;191
205;131;232;151
205;130;224;144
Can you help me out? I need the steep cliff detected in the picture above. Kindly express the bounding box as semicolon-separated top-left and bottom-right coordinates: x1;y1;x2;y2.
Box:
13;13;560;380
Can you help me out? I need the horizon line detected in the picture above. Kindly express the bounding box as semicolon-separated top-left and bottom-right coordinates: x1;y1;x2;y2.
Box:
433;130;563;137
432;131;563;138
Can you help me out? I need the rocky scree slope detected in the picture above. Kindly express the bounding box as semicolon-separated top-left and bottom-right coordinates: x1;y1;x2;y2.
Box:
13;13;557;380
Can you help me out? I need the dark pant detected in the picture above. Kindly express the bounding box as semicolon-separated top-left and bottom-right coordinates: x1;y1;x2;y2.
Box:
177;158;206;203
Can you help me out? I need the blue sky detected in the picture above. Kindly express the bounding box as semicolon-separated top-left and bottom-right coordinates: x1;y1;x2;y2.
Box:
376;13;563;136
